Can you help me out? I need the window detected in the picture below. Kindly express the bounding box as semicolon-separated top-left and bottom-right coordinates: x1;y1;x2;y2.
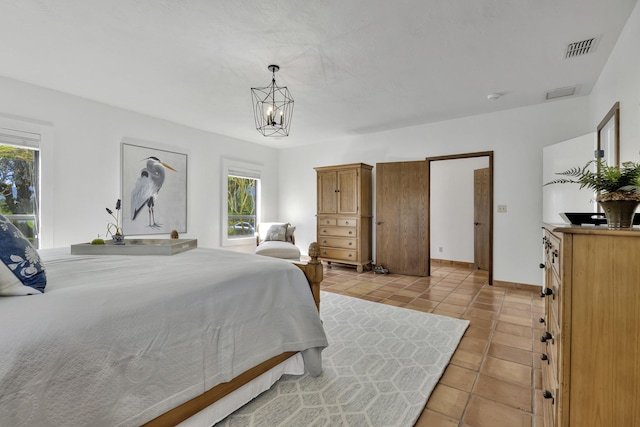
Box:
227;175;258;237
0;128;41;248
222;159;262;246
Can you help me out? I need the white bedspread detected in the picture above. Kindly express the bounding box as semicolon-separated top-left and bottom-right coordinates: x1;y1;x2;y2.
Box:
0;247;327;427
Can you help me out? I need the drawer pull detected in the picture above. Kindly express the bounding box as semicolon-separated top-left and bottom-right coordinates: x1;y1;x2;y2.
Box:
541;353;549;363
345;221;349;225
540;332;553;343
539;263;545;269
323;240;327;244
349;242;353;246
348;254;352;257
539;317;546;325
542;390;554;404
348;231;353;235
540;287;553;298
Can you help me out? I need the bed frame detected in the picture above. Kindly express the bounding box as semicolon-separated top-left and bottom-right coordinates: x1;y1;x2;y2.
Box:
142;243;323;426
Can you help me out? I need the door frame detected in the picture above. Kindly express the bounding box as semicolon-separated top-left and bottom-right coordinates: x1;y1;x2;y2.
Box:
426;151;494;285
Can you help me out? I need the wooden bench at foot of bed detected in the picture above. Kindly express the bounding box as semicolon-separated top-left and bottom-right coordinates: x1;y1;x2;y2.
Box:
142;243;323;427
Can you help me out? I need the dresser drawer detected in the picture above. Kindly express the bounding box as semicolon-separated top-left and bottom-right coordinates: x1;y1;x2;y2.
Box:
546;232;561;277
319;247;358;262
318;236;357;249
543;307;559;383
547;267;561;332
318;226;357;237
317;217;336;226
542;359;558;427
551;281;561;334
336;218;357;227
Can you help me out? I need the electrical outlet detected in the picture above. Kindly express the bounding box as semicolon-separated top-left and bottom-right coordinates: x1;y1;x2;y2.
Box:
497;205;507;213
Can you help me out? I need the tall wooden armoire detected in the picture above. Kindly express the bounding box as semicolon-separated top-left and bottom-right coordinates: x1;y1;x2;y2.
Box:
314;163;373;273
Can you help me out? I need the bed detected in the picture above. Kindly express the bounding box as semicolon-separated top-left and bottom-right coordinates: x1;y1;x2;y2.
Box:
0;242;327;427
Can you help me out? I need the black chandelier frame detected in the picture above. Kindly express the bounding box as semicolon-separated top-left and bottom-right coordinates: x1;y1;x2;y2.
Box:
251;65;294;137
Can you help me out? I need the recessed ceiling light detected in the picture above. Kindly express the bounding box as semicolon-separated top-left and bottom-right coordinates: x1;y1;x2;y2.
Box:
487;93;501;101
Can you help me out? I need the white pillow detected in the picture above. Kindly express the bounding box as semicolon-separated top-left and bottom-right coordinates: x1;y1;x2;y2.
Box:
258;222;288;242
265;224;287;242
285;226;296;243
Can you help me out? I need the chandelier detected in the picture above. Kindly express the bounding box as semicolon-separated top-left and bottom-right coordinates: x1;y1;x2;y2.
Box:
251;65;294;137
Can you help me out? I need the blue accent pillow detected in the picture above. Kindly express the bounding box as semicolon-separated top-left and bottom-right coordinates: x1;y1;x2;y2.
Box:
0;214;46;296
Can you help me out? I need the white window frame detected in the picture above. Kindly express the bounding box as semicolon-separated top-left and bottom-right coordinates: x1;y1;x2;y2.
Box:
221;158;262;247
0;115;55;249
0;118;54;249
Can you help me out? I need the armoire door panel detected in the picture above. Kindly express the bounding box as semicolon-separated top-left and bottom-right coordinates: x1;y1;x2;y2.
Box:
317;171;337;214
337;169;358;214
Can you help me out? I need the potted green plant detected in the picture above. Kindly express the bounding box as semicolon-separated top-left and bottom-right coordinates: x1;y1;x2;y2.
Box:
546;159;640;229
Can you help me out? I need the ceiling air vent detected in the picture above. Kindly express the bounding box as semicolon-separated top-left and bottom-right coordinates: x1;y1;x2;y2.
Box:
546;86;577;100
565;38;597;59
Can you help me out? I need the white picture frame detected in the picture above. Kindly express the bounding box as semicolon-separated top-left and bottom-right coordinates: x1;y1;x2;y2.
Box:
121;140;187;235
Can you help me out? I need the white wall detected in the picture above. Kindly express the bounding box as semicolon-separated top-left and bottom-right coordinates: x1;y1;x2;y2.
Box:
430;156;489;263
542;2;640;226
0;76;280;249
590;1;640;163
281;0;640;287
542;133;597;223
280;97;590;287
4;0;637;285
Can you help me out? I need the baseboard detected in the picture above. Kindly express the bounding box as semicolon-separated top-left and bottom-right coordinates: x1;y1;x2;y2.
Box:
492;280;541;292
432;259;541;291
430;258;474;268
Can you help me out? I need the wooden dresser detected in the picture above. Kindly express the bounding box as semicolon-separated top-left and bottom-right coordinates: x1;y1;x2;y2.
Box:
541;224;640;427
315;163;373;273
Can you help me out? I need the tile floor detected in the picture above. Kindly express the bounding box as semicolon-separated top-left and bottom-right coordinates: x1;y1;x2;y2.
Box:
320;261;546;427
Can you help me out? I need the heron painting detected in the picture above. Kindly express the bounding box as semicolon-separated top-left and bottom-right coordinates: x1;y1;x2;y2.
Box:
131;156;176;229
121;141;187;235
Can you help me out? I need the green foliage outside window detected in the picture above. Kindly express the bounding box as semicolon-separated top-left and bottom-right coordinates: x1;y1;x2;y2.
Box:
227;176;257;237
0;145;37;242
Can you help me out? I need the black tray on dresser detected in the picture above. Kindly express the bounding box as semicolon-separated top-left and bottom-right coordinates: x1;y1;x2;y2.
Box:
561;212;640;226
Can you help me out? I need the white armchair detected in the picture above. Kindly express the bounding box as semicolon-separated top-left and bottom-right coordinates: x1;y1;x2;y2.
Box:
255;222;301;260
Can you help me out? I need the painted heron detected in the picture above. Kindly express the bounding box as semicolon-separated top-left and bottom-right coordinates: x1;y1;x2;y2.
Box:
130;156;176;228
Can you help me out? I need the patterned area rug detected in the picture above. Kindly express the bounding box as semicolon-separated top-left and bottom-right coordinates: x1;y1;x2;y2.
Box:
217;291;469;426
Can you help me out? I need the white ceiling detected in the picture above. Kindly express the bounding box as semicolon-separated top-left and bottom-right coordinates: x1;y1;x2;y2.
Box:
0;0;637;148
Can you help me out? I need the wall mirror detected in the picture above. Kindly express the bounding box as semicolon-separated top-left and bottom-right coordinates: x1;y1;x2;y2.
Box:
596;102;620;167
